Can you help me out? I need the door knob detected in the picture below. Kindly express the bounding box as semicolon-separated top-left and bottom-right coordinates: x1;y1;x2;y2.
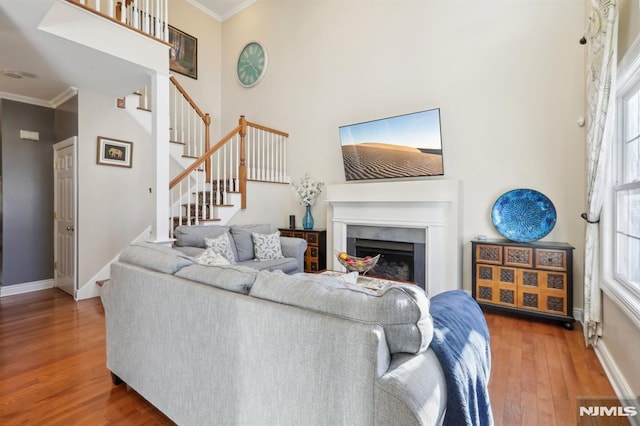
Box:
66;226;75;231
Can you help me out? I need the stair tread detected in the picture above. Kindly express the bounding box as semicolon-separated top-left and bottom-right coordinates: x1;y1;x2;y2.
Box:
170;140;186;145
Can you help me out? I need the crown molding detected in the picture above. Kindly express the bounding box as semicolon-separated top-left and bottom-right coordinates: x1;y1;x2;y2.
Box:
1;86;78;109
219;0;258;21
51;87;78;108
184;0;223;21
184;0;259;22
0;91;52;108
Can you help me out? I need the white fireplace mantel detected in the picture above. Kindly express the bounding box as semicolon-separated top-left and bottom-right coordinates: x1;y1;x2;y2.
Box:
326;179;462;296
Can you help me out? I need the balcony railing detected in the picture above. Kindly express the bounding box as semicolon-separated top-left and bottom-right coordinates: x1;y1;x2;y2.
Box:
67;0;168;42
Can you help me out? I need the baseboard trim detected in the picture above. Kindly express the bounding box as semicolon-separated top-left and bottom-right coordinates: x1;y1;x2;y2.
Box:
0;279;55;297
594;340;631;397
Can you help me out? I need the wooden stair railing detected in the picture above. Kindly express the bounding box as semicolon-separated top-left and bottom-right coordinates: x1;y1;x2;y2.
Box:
170;76;211;159
169;116;290;233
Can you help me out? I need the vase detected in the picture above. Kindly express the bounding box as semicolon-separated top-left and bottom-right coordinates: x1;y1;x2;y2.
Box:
302;205;314;230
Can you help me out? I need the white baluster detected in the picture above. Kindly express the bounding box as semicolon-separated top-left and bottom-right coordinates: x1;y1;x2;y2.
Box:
155;0;160;38
143;0;151;34
132;0;139;28
163;0;168;41
180;95;184;145
283;136;288;182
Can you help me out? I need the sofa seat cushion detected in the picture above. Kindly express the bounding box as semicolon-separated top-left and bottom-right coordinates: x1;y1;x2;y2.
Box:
249;272;433;354
237;257;299;274
196;248;230;266
175;264;258;294
119;243;194;274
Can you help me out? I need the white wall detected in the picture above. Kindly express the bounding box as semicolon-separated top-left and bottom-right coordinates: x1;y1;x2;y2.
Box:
169;0;223;141
221;1;586;302
73;2;221;297
77;90;154;291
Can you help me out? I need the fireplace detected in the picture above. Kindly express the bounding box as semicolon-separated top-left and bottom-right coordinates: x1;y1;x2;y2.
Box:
326;179;462;296
346;225;426;289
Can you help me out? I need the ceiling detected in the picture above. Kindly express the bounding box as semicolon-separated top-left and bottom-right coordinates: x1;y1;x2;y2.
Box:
0;0;253;107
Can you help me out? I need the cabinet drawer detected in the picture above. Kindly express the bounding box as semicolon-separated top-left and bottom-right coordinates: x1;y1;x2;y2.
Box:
518;288;567;315
308;247;318;258
536;249;567;271
306;261;319;272
504;247;533;268
476;244;502;264
305;232;318;245
474;284;516;307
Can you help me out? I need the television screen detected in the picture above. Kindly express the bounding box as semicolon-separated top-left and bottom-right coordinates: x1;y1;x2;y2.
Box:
338;108;444;181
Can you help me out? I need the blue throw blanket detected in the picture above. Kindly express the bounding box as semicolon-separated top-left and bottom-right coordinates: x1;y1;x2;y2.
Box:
429;290;494;426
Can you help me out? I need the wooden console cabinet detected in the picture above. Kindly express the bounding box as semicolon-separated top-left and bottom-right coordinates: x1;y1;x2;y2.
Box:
471;239;575;329
279;228;326;273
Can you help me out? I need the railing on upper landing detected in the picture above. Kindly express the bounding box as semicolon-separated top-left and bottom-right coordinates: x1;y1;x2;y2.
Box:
66;0;169;42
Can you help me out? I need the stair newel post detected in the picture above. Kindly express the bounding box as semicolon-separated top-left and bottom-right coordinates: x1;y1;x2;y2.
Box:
239;115;248;209
204;113;212;184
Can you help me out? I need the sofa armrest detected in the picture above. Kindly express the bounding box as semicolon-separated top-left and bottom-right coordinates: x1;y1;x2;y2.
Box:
374;351;447;426
280;236;307;273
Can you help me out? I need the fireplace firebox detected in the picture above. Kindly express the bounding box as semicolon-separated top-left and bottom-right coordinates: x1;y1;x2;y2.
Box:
346;225;426;289
355;239;414;282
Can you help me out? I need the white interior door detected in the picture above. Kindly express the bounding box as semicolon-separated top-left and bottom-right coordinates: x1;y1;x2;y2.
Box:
54;138;76;296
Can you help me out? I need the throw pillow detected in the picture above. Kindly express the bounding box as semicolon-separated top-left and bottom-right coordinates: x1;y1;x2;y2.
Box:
196;248;231;266
204;232;236;264
252;231;284;261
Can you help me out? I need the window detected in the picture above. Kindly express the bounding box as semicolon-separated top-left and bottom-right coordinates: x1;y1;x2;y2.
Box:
614;85;640;291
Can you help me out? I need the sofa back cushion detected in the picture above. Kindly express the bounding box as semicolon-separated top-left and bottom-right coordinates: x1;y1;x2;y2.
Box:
230;224;272;261
174;225;231;248
175;264;258;294
119;243;194;274
249;272;433;354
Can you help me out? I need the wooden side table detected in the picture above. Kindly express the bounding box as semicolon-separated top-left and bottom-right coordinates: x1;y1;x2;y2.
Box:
279;228;326;273
471;239;575;329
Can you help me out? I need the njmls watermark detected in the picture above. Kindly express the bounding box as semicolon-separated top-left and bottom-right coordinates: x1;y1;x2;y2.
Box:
577;397;640;425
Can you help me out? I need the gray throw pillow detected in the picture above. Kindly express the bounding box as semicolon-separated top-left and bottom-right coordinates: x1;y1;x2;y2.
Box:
205;233;236;264
252;231;284;260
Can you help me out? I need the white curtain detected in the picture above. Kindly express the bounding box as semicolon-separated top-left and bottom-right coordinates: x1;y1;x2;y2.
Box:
583;0;617;347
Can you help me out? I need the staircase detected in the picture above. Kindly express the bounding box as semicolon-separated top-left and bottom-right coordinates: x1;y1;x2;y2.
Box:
168;115;290;235
69;0;292;237
124;79;290;236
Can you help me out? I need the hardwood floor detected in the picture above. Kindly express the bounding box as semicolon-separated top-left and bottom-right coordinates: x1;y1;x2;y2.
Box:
0;289;173;425
486;311;617;426
0;289;616;425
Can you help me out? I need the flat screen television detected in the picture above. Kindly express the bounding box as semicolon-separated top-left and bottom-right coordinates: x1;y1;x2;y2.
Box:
338;108;444;181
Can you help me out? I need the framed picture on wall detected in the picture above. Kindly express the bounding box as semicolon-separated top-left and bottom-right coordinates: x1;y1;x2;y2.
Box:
97;136;133;168
169;25;198;79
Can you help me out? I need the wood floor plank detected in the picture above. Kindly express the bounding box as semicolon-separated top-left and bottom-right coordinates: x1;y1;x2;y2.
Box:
0;289;618;425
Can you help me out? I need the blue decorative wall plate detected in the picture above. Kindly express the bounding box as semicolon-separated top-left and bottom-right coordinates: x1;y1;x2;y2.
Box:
491;189;556;242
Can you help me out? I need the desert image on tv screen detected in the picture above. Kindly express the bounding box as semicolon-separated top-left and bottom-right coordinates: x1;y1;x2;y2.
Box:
339;109;443;181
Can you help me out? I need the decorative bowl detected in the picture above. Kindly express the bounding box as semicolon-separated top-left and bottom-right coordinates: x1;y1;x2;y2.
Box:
491;188;557;243
335;251;380;274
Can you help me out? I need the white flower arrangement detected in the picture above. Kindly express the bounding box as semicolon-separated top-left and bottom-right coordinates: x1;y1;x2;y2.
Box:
292;173;325;206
